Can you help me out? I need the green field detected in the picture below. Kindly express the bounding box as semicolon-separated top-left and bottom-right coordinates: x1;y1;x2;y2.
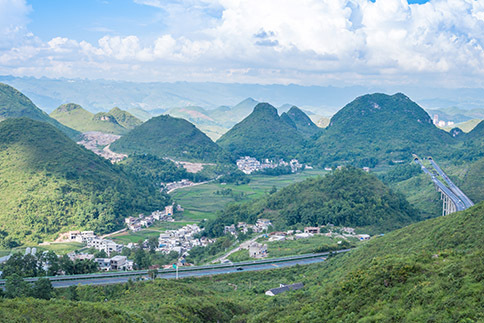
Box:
110;230;162;245
171;169;328;221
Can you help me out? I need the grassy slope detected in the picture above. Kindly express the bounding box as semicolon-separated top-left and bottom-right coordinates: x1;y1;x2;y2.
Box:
0;83;79;140
5;202;483;322
441;118;482;132
0;118;169;244
50;104;140;135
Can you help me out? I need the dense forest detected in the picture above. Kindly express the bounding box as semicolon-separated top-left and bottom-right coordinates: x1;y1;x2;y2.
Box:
0;118;170;245
119;154;209;185
111;114;232;163
314;93;455;167
217;103;309;160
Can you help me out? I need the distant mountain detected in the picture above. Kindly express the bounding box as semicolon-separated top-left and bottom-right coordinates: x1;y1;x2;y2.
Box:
216;103;307;159
164;98;261;140
205;97;259;128
126;108;152;122
313;116;330;128
110;114;230;162
316;93;454;167
0;118;168;245
464;120;484;141
50;104;141;135
0;83;79;139
280;106;321;138
441;118;482;133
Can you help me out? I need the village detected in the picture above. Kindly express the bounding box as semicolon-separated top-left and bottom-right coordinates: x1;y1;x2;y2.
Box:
236;156;306;174
222;220;371;260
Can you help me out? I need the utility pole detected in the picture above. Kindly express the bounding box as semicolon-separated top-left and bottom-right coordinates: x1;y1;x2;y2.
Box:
173;263;178;279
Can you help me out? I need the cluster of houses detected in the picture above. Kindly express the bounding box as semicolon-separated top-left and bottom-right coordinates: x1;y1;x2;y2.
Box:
224;218;273;236
162;179;196;192
158;224;214;256
125;205;177;232
263;225;371;242
67;252;133;271
236;156;304;174
60;230;124;256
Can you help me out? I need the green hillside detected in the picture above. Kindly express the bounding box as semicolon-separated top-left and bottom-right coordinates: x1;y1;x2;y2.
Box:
203;167;419;236
110;114;230;162
217;103;307;159
0;83;79;140
280;106;321;138
166;106;227;140
316;93;454;167
442;118;482;133
4;199;483;322
0;118;169;245
127;107;152;121
50;104;141;135
106;107;142;129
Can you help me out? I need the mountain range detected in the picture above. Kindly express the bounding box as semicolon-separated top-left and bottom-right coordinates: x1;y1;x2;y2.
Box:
216;103;310;160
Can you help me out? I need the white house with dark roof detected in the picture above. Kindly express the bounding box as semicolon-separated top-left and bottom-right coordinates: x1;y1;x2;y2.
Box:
265;283;304;296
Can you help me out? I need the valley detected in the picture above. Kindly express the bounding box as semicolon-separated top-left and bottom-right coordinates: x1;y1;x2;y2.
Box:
1;83;484;322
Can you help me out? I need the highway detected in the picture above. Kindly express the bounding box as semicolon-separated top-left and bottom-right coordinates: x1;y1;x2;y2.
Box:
413;155;471;213
0;250;350;289
427;157;474;208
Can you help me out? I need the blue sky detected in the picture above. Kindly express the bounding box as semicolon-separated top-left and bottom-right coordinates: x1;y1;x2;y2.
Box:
1;0;483;87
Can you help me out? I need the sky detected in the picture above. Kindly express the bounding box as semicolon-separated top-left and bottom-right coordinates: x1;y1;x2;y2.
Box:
1;0;484;87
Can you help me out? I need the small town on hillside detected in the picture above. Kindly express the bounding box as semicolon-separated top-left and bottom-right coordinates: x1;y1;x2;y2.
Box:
236;156;307;174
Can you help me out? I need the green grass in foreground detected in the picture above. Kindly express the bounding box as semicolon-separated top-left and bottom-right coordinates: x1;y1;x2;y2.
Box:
171;169;328;221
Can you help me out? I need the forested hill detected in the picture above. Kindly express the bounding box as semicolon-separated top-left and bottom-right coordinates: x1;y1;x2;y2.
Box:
316;93;453;167
0;118;169;246
50;104;141;135
0;83;79;140
280;106;321;138
204;167;419;237
464;119;484;141
216;103;307;159
110;114;230;163
5;176;483;321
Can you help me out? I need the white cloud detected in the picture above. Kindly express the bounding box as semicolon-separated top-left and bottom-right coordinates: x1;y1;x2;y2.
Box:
0;0;31;49
2;0;484;86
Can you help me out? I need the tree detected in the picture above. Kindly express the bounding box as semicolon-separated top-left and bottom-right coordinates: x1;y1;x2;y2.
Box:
4;274;31;298
148;268;158;280
31;278;54;300
148;237;158;254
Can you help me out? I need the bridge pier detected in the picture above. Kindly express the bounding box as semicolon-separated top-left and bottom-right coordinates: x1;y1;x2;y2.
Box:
440;190;456;216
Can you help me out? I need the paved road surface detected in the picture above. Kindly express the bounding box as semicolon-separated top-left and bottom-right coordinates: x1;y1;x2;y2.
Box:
51;256;328;288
